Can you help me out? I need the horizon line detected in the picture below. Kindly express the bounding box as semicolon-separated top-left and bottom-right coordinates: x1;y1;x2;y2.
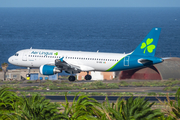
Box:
0;6;180;8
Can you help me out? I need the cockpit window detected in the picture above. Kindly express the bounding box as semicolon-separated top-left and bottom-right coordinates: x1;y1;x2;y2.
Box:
14;53;19;56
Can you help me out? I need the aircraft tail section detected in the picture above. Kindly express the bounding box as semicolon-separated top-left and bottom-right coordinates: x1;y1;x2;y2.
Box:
132;28;161;57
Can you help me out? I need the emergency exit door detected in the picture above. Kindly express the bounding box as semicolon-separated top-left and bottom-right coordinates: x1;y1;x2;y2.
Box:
124;56;130;66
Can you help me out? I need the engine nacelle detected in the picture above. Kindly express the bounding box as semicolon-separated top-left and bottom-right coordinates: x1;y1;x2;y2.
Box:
39;65;62;75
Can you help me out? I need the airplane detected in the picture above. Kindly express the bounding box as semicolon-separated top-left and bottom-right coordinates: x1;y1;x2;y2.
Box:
8;28;163;81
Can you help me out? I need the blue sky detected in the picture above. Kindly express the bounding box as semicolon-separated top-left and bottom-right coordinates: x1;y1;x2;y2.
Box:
0;0;179;7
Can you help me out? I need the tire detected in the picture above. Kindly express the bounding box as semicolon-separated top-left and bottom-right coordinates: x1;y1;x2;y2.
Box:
26;74;31;77
68;76;76;81
85;75;92;80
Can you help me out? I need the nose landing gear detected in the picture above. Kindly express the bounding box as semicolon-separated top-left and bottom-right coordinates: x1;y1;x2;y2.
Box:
26;67;31;80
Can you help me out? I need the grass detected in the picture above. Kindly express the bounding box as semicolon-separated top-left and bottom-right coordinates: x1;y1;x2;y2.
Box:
0;79;180;91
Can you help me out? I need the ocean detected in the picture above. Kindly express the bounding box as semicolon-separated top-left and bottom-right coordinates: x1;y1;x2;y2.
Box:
0;7;180;69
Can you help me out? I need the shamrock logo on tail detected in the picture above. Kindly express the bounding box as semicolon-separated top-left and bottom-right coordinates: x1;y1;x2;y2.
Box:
141;38;156;54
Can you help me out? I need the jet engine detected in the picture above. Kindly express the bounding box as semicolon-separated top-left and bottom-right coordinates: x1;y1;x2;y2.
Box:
39;65;62;75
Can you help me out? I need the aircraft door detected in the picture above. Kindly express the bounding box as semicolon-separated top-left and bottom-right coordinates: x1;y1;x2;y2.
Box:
22;52;28;61
124;56;130;66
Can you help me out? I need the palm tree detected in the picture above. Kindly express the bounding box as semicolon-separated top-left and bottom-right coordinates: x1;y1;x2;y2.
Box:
15;94;61;120
59;93;103;120
102;96;162;120
0;87;20;119
1;62;8;81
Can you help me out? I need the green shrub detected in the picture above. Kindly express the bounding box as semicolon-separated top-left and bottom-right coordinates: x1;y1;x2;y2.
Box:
21;86;35;90
148;92;157;96
169;78;176;81
157;92;166;96
158;88;180;119
163;87;171;91
89;92;101;96
49;85;59;90
107;83;119;89
119;81;128;86
27;81;33;83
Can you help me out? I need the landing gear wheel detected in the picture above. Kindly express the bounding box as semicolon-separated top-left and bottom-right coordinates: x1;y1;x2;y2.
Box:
26;74;31;77
85;75;92;80
26;74;31;80
68;76;76;81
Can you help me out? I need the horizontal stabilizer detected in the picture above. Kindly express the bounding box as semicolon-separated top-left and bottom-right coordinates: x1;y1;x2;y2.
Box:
162;57;172;60
138;59;153;64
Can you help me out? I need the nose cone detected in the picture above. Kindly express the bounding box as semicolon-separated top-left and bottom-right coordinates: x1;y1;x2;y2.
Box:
8;56;13;64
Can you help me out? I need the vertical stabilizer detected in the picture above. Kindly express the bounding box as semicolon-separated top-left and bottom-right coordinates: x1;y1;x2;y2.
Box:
132;28;161;56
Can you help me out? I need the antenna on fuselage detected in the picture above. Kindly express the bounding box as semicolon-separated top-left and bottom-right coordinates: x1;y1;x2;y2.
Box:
30;47;32;49
97;50;99;53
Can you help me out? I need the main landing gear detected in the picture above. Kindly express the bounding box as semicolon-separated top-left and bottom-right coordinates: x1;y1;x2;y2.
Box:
68;71;92;81
85;71;92;80
68;75;76;81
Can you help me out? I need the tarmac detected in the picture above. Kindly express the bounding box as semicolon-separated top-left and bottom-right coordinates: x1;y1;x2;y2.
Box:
43;96;175;102
13;87;175;93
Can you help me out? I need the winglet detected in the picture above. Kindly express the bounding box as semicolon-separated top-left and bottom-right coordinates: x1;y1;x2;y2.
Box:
132;28;161;57
60;57;64;62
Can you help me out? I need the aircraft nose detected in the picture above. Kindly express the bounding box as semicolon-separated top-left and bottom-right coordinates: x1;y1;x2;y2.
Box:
8;56;13;64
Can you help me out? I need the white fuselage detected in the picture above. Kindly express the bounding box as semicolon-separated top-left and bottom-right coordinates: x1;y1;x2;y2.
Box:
8;49;129;71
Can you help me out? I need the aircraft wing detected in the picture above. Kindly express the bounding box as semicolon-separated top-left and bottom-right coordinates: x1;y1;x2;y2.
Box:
55;59;81;74
42;57;95;74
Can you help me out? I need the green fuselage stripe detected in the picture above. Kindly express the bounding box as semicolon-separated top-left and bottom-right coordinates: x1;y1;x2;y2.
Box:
106;56;125;71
